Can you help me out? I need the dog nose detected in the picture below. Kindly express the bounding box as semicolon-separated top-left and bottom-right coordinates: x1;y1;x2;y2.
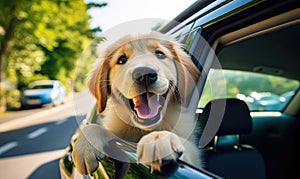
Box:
132;67;158;85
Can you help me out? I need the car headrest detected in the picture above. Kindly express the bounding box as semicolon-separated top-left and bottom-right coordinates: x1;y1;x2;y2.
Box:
200;98;252;136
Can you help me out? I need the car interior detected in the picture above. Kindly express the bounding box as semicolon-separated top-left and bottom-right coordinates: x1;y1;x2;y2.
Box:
200;98;266;179
190;2;300;179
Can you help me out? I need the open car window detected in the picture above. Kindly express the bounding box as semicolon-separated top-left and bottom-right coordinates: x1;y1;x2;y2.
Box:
199;69;299;112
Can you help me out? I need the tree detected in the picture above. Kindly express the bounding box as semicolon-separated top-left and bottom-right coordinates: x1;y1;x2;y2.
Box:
0;0;32;110
0;0;106;111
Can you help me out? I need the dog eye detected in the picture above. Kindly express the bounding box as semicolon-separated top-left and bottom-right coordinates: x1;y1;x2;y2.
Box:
117;55;127;64
155;50;166;59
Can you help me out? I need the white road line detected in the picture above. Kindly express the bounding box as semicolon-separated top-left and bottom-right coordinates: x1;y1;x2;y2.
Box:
55;119;68;125
27;127;48;139
0;100;73;132
0;142;18;155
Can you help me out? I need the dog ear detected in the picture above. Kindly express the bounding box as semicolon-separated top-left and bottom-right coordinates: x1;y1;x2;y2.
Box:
87;58;110;113
169;40;200;107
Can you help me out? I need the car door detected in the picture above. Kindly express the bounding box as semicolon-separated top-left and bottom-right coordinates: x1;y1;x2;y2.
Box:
162;0;300;178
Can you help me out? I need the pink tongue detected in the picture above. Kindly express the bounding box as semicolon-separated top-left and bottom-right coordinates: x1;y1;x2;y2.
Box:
133;93;161;118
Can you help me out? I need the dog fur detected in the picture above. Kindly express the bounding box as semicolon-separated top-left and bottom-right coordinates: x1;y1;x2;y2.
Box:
72;31;201;176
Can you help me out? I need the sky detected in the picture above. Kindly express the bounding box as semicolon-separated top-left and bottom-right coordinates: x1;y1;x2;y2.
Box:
86;0;197;32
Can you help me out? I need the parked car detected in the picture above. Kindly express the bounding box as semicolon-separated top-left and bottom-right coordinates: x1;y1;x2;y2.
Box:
250;92;286;111
242;92;286;111
21;80;66;108
60;0;300;178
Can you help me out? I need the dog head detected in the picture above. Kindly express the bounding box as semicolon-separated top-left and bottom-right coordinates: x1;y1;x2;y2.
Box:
88;32;200;130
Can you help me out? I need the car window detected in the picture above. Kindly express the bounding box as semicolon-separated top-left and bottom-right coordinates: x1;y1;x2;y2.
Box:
30;84;54;89
199;69;299;112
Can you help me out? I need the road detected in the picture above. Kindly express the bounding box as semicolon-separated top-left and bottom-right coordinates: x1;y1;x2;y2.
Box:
0;91;95;179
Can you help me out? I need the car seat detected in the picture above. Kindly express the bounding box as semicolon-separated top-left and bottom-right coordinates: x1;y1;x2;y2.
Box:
199;98;266;179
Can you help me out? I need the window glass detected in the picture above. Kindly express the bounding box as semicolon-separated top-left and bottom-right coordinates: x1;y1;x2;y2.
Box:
30;84;54;89
199;69;299;111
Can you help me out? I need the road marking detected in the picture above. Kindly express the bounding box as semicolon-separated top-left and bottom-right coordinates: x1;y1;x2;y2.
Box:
27;127;48;139
0;100;73;133
55;119;68;125
0;142;18;155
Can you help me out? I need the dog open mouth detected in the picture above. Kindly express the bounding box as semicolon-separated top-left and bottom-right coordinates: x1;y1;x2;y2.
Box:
129;92;167;127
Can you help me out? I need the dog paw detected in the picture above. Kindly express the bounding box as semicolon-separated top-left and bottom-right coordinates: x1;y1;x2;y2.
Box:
71;124;111;175
136;131;184;173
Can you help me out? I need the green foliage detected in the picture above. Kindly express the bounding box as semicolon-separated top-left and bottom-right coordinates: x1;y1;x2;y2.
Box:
94;157;157;179
222;70;299;96
5;89;21;110
0;0;106;110
27;0;95;91
199;69;300;108
73;36;104;92
86;2;108;9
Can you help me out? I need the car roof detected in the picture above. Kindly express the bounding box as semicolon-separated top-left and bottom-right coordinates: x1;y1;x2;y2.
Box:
161;0;300;81
28;80;59;87
216;17;300;81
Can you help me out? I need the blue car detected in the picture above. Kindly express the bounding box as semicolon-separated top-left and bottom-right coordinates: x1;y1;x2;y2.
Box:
21;80;66;108
246;92;285;111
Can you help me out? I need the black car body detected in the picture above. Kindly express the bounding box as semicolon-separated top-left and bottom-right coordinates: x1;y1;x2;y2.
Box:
60;0;300;178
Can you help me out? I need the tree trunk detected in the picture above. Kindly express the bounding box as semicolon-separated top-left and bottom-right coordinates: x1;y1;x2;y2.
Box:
0;4;18;111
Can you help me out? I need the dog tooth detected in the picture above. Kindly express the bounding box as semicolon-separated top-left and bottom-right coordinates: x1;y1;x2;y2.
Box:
133;97;137;105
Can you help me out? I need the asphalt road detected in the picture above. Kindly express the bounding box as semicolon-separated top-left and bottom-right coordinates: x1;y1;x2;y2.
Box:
0;91;95;179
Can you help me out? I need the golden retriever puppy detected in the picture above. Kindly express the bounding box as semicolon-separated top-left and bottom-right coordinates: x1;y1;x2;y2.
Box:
72;31;201;176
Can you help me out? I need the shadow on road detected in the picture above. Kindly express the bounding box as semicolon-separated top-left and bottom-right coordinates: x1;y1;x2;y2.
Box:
0;115;84;158
28;159;61;179
0;115;85;178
